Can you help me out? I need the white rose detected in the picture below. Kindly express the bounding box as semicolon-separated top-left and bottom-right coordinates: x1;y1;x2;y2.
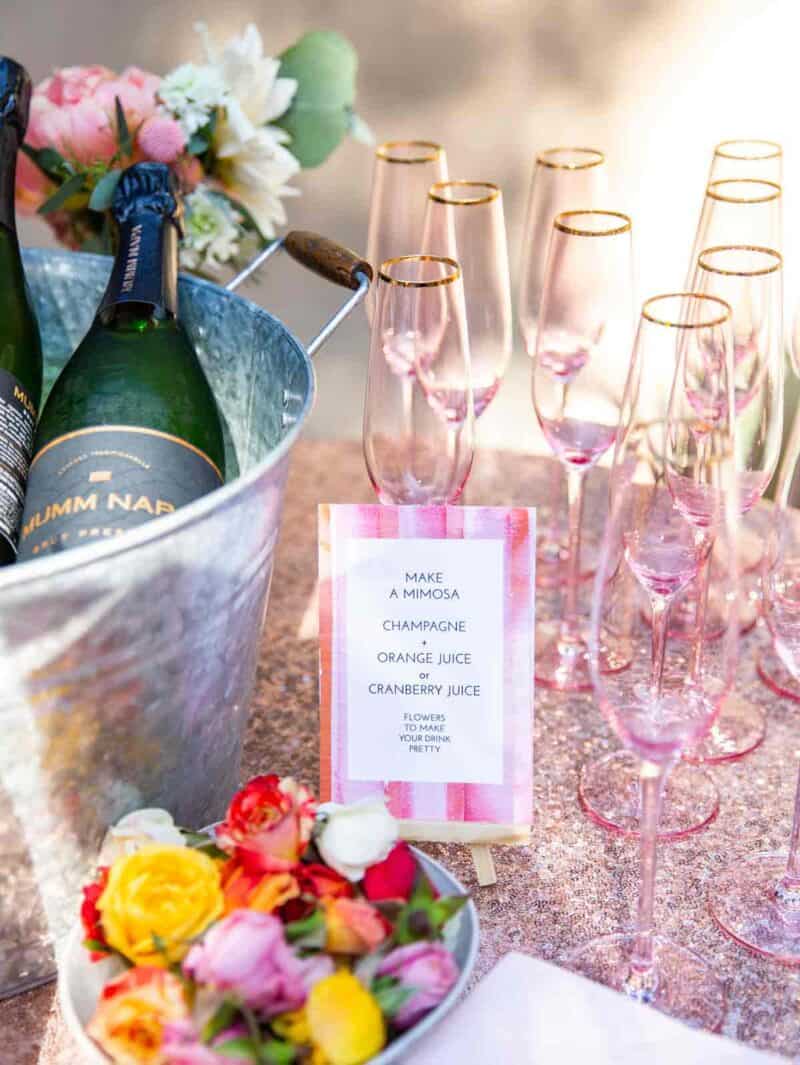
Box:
99;808;185;864
316;799;398;882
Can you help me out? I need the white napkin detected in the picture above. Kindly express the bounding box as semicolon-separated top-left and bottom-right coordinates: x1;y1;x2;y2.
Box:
404;952;786;1064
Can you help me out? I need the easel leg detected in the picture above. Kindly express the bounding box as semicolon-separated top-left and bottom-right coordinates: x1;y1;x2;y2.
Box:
470;844;497;887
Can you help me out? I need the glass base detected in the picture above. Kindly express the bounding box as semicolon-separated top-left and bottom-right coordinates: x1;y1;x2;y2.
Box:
536;529;599;589
757;645;800;703
710;852;800;965
682;694;766;764
561;932;727;1031
535;622;631;693
578;751;719;840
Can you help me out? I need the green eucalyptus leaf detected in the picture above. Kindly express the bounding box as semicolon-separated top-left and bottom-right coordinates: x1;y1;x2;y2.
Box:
187;132;209;155
211;1036;258;1061
202;1000;239;1044
373;981;415;1018
38;172;86;215
260;1041;296;1065
276;30;357;168
88;169;123;212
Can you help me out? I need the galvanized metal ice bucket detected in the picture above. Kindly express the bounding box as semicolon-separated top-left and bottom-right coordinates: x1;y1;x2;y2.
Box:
0;234;370;998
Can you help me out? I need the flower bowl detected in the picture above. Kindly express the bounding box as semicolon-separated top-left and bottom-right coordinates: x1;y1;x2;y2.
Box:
59;846;479;1064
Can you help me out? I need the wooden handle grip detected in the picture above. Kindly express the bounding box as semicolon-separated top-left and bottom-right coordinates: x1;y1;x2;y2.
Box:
284;230;373;290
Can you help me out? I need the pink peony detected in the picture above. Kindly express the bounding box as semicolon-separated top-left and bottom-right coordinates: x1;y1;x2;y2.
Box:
16;64;164;212
162;1021;249;1063
183;910;333;1017
137;114;185;164
377;941;459;1029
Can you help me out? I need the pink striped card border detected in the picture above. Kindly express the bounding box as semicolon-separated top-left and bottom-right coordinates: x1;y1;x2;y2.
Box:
319;504;535;829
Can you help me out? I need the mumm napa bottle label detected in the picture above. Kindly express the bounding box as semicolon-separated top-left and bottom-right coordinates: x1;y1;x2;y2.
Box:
0;57;41;559
18;164;223;559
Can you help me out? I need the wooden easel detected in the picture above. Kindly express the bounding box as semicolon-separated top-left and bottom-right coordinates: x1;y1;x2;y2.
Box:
400;820;531;886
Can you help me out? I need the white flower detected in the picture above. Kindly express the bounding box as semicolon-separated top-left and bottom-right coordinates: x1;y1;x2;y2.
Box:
196;21;301;238
316;798;398;882
158;62;228;138
98;808;185;864
180;186;242;275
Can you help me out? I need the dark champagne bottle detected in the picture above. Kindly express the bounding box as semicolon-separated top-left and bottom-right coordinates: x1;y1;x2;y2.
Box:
18;162;225;560
0;58;42;565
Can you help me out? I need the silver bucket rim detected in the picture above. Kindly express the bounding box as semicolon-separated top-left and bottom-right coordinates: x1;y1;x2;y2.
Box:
0;247;316;593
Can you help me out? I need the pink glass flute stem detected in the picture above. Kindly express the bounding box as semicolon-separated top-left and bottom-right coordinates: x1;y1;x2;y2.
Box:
781;764;800;889
650;597;671;701
629;761;668;983
690;549;712;676
562;467;585;640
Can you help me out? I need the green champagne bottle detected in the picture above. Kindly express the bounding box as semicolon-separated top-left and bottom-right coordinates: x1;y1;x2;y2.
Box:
0;57;42;565
18;162;225;561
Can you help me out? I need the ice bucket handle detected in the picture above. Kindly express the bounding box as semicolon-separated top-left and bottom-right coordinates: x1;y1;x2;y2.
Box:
226;231;373;357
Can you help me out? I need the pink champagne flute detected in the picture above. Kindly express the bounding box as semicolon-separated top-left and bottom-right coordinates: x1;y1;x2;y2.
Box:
681;245;783;764
532;210;635;692
564;293;740;1030
710;426;800;964
422;181;512;420
579;295;735;839
519;148;608;588
365;141;448;324
363;254;473;505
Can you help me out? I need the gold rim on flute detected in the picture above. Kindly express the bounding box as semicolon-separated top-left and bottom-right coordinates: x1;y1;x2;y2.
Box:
428;180;501;206
554;209;632;237
379;254;461;288
641;292;732;329
714;139;782;161
697;245;783;277
706;178;781;203
375;140;444;164
536;147;605;170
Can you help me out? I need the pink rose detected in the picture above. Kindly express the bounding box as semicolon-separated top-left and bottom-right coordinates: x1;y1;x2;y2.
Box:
93;66;161;130
162;1021;249;1063
183;910;333;1017
377;942;459;1029
137;114;185;164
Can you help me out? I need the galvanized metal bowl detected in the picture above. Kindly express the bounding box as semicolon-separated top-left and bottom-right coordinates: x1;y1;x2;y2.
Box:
0;238;370;998
58;846;479;1064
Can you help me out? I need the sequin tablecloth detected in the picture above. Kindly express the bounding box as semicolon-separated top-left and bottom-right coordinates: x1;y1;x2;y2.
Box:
7;442;800;1063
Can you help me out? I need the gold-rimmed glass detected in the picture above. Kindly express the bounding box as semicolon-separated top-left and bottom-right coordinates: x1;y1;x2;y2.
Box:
682;245;784;764
708;140;782;184
365;140;448;323
532;209;635;692
687;178;782;286
518;147;608;588
422;180;512;419
363;254;474;505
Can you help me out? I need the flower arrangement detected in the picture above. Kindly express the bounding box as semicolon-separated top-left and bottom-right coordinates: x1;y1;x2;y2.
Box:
16;23;369;278
79;775;467;1064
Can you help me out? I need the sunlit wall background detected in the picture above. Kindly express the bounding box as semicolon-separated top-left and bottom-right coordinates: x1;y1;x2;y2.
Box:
7;0;798;452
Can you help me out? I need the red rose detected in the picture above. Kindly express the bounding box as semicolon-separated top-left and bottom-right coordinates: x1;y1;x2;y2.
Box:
80;866;110;961
297;863;354;901
216;775;316;874
363;842;417;902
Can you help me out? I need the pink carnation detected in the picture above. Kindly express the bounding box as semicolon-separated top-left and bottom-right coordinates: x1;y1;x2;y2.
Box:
183;910;333;1018
137;114;185;164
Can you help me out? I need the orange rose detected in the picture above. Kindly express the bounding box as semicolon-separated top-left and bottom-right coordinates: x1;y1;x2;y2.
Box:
87;967;188;1065
221;859;301;915
324;897;389;956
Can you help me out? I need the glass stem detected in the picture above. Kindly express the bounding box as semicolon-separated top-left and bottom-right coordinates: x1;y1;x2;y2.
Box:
781;764;800;887
649;596;671;701
561;466;586;642
630;760;667;978
690;545;712;678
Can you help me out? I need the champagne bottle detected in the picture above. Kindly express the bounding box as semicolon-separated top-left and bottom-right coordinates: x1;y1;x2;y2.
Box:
18;162;225;561
0;57;42;565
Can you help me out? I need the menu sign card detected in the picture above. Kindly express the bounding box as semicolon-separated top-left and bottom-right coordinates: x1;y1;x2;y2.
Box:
319;504;535;849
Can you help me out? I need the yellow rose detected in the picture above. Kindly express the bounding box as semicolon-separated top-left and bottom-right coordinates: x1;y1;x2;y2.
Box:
306;971;386;1065
87;966;188;1065
98;845;223;967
